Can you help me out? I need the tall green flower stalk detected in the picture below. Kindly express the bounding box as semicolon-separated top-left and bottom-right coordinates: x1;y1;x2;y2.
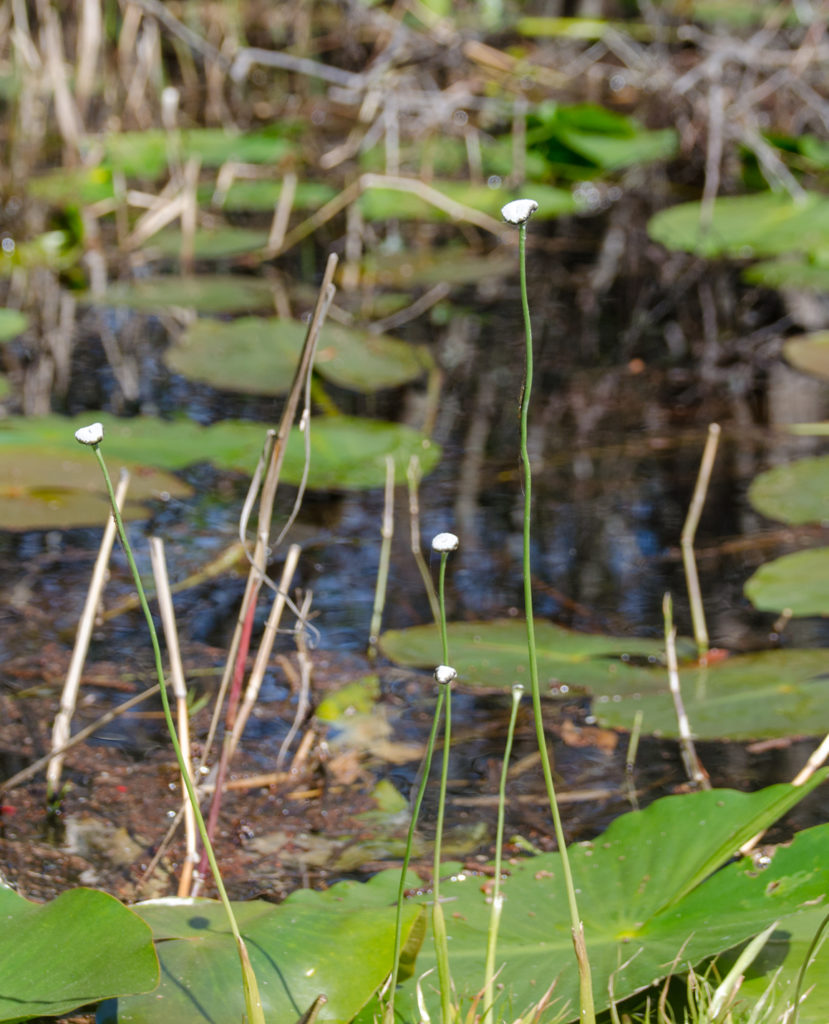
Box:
501;199;596;1024
431;532;459;1024
384;531;458;1024
482;682;523;1024
75;423;265;1024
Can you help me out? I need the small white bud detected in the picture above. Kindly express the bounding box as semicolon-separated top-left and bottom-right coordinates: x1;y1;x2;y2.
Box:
74;422;104;446
434;665;457;685
432;532;459;553
501;198;539;225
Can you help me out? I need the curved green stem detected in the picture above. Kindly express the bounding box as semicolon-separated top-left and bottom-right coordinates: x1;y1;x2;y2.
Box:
92;445;263;1024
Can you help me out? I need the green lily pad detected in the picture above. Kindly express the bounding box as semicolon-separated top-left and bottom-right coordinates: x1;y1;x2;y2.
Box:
362;781;829;1023
98;875;424;1024
167;317;433;395
592;648;829;739
88;275;277;314
0;884;158;1023
744;547;829;616
0;446;192;530
28;166;116;206
378;618;683;690
0;309;28;342
360;244;517;289
732;905;829;1023
1;413;441;493
648;191;829;260
744;257;829;292
748;455;829;525
359;181;578;222
213;179;338;213
145;226;270;261
784;331;829;381
99;127;298;179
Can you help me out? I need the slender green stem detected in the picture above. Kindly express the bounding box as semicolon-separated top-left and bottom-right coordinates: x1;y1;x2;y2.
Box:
517;223;595;1024
91;445;263;1024
433;552;453;1024
483;683;523;1024
384;675;446;1024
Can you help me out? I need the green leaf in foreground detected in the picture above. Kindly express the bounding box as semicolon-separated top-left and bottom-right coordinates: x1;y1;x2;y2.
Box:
0;884;158;1023
744;547;829;616
748;454;829;525
374;782;829;1024
98;876;424;1024
167;317;433;395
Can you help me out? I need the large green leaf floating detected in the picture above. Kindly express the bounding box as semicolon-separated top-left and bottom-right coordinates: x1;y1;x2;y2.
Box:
358;782;829;1023
167;317;433;395
648;191;829;260
97;127;298;179
784;331;829;381
359;181;578;222
748;454;829;525
0;447;192;530
144;226;270;261
0;884;158;1023
98;874;424;1024
87;275;278;314
592;647;829;739
1;413;441;497
28;165;117;206
745;547;829;616
381;621;829;739
210;179;338;213
378;619;682;691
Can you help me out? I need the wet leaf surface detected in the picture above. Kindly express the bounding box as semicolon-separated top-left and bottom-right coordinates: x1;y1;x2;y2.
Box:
744;547;829;616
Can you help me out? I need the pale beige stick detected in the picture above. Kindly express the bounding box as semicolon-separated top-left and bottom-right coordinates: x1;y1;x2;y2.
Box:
75;0;102;116
406;455;440;623
277;591;315;770
664;593;710;790
265;171;297;256
41;8;84;160
180;155;200;275
681;423;720;663
368;454;396;656
740;731;829;857
47;470;130;797
4;682;160;795
227;544;302;761
148;536;197;897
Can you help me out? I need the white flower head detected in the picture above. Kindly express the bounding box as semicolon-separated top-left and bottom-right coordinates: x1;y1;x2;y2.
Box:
434;665;457;685
501;198;539;226
432;532;459;553
74;422;104;446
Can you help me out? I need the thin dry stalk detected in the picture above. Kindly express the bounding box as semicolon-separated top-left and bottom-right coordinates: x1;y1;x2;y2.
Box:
148;536;197;897
75;0;102;115
368;454;396;656
41;9;84;161
47;470;130;798
664;593;710;790
200;253;337;771
680;422;720;663
227;543;302;761
277;590;315;769
265;171;297;256
179;156;201;274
